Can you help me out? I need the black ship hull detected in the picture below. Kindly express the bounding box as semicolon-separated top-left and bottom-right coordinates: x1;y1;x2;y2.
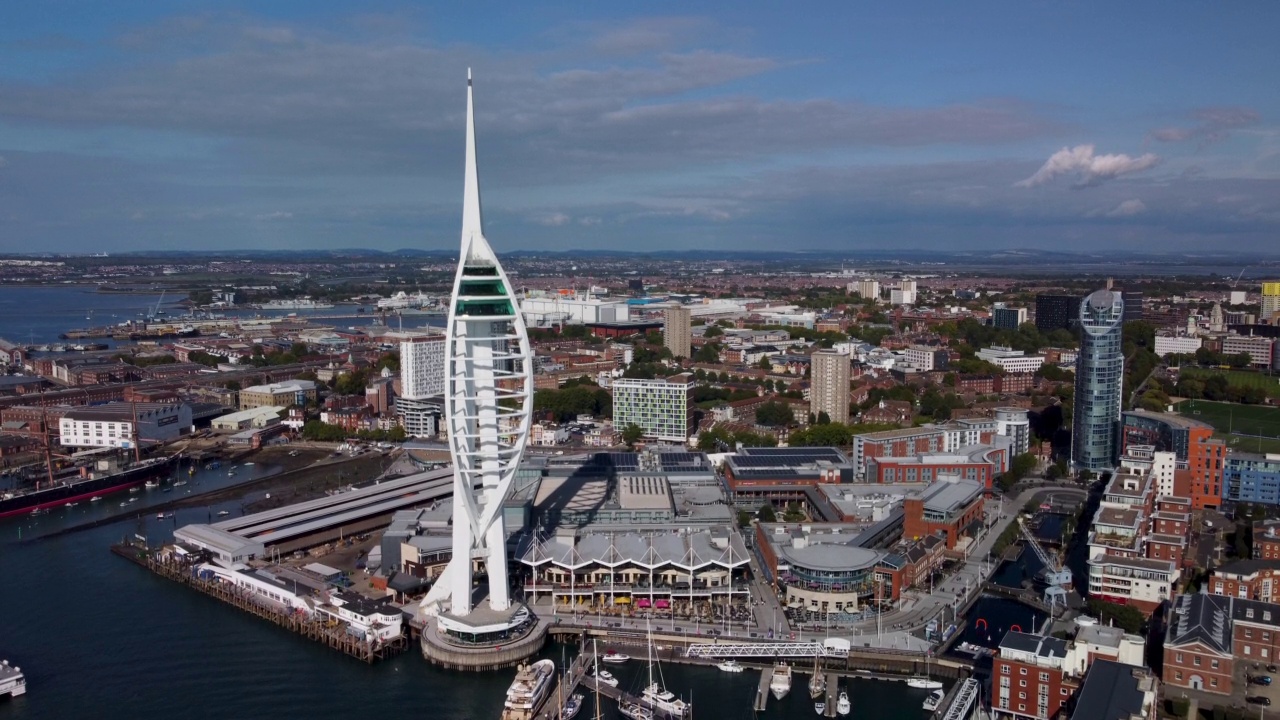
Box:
0;457;178;519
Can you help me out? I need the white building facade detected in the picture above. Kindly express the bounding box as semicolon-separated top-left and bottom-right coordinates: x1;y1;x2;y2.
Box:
976;346;1046;373
60;403;191;448
612;374;694;442
399;332;446;399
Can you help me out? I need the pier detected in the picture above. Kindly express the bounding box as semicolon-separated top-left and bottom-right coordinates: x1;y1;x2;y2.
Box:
110;542;407;664
753;665;773;712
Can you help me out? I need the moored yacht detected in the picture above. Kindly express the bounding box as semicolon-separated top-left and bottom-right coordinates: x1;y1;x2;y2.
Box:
716;660;744;673
501;659;555;720
837;690;851;715
770;661;792;700
809;656;826;699
601;650;631;664
595;669;618;687
0;660;24;698
922;688;945;712
561;693;583;720
619;702;654;720
638;621;691;718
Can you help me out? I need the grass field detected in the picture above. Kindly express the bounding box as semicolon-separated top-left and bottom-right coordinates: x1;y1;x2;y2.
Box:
1177;367;1280;398
1177;399;1280;453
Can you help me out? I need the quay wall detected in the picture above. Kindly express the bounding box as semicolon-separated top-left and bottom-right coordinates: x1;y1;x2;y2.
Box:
110;543;406;664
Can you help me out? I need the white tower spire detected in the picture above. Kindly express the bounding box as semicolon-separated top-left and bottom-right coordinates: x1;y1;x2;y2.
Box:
421;71;534;619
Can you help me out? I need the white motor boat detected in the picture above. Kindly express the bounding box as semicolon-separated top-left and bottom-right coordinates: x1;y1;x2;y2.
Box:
908;678;944;690
837;690;851;716
815;702;826;715
595;669;619;687
601;651;631;664
770;661;792;700
716;660;744;673
619;703;654;720
922;689;945;712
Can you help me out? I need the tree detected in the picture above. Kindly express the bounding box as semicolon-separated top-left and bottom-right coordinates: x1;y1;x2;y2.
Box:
694;343;722;363
754;400;795;427
621;423;645;448
1086;598;1146;634
816;411;831;425
704;325;723;338
224;380;241;391
757;503;777;523
644;331;664;346
758;355;773;370
737;510;753;528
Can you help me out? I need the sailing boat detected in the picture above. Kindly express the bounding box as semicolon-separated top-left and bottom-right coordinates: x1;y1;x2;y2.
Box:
809;654;826;699
907;653;943;690
639;621;691;718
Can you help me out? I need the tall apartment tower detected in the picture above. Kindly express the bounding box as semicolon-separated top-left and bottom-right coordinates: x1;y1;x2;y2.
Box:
1263;281;1280;322
1072;288;1125;472
810;350;851;424
991;306;1027;331
663;306;692;359
399;332;446;399
849;279;880;301
1034;294;1080;332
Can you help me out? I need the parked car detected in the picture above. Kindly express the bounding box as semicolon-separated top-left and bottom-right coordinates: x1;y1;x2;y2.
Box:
1247;697;1272;706
1251;675;1273;686
1268;665;1279;673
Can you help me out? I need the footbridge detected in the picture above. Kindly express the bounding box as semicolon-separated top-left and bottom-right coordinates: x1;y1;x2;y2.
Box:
685;638;850;659
939;678;980;720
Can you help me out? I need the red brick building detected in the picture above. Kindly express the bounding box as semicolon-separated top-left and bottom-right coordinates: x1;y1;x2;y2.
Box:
902;478;986;551
1164;593;1280;695
1253;520;1280;561
993;632;1075;720
1209;559;1280;603
864;449;1004;489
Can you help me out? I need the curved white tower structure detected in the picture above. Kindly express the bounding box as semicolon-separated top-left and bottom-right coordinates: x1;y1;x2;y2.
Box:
421;70;534;618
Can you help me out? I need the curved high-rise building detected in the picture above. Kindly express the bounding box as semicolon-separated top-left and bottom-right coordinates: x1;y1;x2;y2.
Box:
421;71;534;618
1071;288;1125;472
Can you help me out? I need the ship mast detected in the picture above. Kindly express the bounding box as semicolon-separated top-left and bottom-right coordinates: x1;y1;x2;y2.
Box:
39;393;55;491
593;639;602;720
130;399;141;463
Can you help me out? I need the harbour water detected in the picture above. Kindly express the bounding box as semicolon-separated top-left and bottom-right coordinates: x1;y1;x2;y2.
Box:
0;464;937;720
0;468;981;710
0;285;443;347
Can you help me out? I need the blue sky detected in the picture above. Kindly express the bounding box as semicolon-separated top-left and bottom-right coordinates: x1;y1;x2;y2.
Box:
1;1;1278;254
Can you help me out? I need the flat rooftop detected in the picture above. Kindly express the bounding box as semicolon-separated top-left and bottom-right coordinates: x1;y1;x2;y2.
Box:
919;479;984;514
1123;409;1210;430
210;467;457;545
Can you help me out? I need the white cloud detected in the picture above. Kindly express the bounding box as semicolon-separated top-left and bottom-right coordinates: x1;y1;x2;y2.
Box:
1106;199;1146;217
1015;145;1160;188
533;212;571;226
255;211;293;220
1150;106;1260;147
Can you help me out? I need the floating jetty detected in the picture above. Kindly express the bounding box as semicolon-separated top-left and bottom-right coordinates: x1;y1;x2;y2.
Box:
111;541;407;664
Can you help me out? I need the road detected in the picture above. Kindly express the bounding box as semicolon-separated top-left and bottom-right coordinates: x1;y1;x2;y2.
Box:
836;485;1086;646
